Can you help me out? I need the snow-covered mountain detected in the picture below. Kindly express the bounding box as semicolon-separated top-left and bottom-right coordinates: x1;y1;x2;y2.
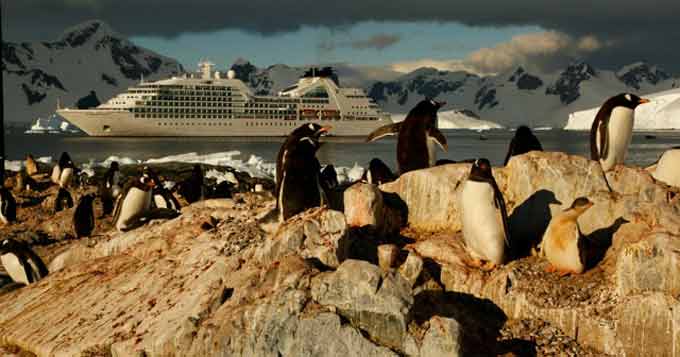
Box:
224;59;678;128
3;20;183;124
366;62;678;128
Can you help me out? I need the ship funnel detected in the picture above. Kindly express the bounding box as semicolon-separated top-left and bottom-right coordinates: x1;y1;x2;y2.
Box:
198;60;215;80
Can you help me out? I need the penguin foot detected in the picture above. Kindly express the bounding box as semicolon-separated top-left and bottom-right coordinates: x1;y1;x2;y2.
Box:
466;258;483;269
557;269;575;277
544;264;557;273
480;261;497;271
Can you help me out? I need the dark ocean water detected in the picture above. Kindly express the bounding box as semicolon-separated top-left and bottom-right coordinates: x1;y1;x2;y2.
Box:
6;130;680;170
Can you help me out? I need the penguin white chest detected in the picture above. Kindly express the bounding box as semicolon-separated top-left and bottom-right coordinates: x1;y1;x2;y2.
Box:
154;194;168;209
652;149;680;187
599;107;634;171
460;181;506;264
1;253;30;285
59;167;74;187
118;188;151;223
51;166;62;185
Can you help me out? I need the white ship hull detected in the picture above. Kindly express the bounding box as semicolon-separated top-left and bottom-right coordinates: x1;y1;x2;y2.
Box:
57;109;390;137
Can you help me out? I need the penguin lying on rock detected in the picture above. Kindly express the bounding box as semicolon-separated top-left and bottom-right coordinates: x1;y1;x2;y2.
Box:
366;99;447;175
460;158;510;270
540;197;594;276
0;238;48;285
55;187;74;213
361;158;397;185
276;123;331;222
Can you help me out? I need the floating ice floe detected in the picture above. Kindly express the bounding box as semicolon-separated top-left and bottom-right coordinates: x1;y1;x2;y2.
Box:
390;110;503;130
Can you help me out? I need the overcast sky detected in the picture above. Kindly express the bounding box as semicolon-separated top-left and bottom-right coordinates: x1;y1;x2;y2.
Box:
6;0;678;75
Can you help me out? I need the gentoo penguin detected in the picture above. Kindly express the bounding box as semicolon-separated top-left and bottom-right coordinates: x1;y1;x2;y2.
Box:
504;126;543;165
112;168;157;232
51;152;76;187
73;194;95;238
25;154;38;176
276;123;331;221
366;99;447;175
590;93;650;171
0;187;17;225
178;164;205;204
319;165;339;192
460;158;510;269
361;158;397;185
146;167;181;211
0;238;48;285
540;197;594;275
99;161;122;216
54;187;74;213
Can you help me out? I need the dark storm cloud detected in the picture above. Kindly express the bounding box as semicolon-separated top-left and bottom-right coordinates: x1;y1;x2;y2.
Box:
6;0;680;71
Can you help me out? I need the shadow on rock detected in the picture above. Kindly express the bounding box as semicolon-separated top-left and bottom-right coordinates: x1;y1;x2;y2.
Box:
412;290;536;355
584;216;628;269
509;189;561;259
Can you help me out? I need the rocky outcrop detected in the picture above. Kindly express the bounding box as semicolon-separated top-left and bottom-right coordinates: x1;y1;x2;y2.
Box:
4;151;680;356
379;151;680;356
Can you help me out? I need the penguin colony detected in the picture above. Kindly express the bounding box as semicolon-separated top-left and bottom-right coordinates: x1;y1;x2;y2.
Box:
271;93;655;274
0;91;659;288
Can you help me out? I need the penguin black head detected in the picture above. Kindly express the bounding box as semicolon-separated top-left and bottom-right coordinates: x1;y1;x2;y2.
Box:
566;196;594;214
516;125;533;137
140;167;157;189
469;158;494;181
610;93;651;109
290;123;332;150
109;161;120;172
408;99;446;122
58;152;73;168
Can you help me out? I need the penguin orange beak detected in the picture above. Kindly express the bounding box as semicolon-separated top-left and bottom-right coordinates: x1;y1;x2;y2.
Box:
639;98;651;104
317;125;332;136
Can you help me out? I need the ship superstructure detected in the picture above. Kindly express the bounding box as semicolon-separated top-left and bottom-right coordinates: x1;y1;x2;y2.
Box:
57;62;392;136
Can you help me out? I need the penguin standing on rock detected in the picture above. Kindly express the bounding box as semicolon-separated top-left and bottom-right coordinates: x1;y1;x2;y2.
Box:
460;158;510;270
178;165;205;204
51;152;76;188
0;187;17;225
73;194;95;238
0;238;48;285
276;123;331;222
112;168;156;232
504;126;543;165
366;99;447;175
540;197;594;275
99;161;122;216
591;93;650;172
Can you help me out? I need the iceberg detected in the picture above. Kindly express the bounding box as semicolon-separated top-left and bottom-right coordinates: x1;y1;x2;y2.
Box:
565;87;680;130
25;114;81;134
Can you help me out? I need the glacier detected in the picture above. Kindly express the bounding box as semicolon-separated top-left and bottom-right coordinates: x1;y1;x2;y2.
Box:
565;87;680;130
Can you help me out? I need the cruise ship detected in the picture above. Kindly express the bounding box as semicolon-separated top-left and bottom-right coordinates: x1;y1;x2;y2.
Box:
57;62;392;136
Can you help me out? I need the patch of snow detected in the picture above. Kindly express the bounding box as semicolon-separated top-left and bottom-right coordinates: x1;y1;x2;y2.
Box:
25;114;81;134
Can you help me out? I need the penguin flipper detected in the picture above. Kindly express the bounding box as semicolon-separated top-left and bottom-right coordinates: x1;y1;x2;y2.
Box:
427;127;448;151
366;123;402;143
503;138;516;166
491;178;511;247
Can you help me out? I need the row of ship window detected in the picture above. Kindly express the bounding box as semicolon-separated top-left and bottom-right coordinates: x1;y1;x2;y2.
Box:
154;121;308;127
